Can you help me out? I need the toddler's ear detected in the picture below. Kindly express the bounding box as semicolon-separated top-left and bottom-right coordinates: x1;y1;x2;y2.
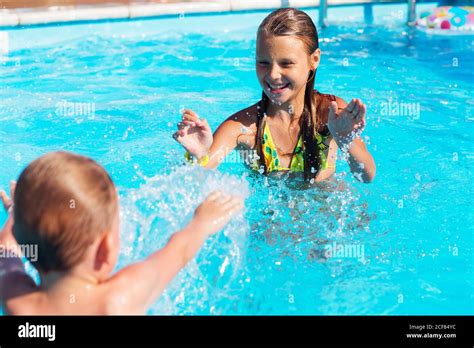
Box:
94;231;115;271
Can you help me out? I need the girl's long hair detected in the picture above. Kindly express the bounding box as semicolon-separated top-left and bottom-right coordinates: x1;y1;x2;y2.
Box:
255;8;334;179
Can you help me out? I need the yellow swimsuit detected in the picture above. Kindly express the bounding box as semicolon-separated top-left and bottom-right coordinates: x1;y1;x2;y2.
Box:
255;122;333;173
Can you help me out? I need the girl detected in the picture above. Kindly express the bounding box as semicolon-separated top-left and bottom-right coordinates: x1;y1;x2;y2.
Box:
174;8;376;183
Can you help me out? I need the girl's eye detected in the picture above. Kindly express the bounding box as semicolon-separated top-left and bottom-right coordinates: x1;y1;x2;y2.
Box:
257;61;269;65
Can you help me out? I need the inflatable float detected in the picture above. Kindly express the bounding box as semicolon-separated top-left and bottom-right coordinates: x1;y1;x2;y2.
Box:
416;6;474;35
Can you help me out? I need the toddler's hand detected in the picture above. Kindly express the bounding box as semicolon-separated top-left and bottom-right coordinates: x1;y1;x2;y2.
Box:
0;181;16;244
193;191;244;236
0;181;16;214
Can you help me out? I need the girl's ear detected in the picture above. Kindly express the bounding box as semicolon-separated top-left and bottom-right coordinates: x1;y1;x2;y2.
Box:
311;48;321;71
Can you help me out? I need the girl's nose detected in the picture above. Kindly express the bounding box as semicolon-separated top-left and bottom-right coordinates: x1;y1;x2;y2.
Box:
268;64;282;81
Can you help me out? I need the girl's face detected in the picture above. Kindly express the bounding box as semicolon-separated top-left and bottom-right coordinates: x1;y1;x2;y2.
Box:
256;32;320;106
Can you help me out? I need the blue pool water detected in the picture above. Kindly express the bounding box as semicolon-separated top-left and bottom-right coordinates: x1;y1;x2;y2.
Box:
0;4;473;315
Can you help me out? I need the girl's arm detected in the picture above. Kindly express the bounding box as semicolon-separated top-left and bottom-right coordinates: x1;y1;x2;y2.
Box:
174;106;257;169
345;137;376;183
329;98;376;183
205;110;256;169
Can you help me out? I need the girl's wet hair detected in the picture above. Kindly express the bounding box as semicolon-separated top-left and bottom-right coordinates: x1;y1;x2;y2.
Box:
255;8;335;179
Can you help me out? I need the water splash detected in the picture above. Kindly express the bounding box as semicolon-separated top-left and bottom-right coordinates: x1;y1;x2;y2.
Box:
118;165;250;314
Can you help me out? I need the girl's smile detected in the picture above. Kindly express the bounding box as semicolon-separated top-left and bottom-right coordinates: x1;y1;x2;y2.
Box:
265;81;291;95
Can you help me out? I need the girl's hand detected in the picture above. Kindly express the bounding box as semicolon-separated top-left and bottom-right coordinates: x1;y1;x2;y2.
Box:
173;109;213;159
328;99;366;149
192;191;244;237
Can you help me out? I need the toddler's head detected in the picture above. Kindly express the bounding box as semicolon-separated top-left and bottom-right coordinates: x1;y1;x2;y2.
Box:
13;151;120;277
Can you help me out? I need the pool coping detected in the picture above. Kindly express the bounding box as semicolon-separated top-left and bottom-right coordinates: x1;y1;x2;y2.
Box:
0;0;416;28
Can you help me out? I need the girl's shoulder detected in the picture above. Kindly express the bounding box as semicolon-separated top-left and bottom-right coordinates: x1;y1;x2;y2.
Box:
313;90;342;102
313;91;347;109
225;102;259;127
217;103;259;148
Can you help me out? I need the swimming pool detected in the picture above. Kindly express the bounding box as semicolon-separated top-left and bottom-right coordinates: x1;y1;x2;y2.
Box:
0;3;473;315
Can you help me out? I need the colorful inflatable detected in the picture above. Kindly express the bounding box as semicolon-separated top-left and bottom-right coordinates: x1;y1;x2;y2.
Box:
416;6;474;34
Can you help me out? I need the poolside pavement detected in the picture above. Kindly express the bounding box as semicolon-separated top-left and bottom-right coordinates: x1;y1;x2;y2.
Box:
0;0;415;27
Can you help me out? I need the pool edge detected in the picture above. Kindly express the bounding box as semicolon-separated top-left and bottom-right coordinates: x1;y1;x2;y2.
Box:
0;0;437;29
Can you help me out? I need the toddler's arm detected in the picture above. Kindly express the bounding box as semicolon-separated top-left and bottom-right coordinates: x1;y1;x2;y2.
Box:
0;182;17;249
0;183;38;313
107;191;243;313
